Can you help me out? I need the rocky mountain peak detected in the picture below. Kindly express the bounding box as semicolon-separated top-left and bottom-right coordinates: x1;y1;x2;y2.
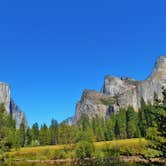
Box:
148;56;166;83
67;56;166;124
0;82;27;128
156;56;166;67
0;82;11;114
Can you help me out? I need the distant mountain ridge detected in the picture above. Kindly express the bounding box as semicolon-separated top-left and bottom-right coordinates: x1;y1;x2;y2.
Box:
0;82;27;128
66;56;166;124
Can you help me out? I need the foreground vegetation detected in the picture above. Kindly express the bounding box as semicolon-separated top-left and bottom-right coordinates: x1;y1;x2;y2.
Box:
0;138;165;166
0;89;165;164
0;139;154;160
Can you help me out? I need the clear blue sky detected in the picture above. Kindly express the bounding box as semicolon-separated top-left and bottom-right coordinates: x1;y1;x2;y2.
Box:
0;0;166;126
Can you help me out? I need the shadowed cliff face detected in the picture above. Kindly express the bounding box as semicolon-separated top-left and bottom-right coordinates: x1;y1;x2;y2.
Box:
10;99;28;129
0;83;27;128
71;56;166;124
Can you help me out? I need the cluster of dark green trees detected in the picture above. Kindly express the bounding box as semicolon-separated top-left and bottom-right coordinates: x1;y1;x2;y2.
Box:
0;104;17;152
0;90;165;157
18;107;142;147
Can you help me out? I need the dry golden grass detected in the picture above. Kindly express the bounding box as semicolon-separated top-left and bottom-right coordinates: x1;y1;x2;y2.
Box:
11;144;67;153
10;138;146;152
6;138;147;160
95;138;147;149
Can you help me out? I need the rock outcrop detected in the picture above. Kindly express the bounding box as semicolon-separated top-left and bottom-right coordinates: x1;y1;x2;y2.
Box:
74;90;116;122
71;56;166;123
0;82;27;128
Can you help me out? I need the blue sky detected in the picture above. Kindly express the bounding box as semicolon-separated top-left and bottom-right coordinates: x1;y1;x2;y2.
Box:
0;0;166;126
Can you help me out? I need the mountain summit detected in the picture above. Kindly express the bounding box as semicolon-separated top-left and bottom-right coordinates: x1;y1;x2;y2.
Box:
0;82;27;128
67;56;166;124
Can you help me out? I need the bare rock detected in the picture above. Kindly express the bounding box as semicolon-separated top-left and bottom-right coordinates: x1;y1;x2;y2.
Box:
74;90;116;122
0;82;27;128
72;56;166;123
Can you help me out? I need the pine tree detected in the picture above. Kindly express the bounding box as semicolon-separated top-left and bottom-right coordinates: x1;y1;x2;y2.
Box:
31;123;39;142
105;114;116;141
76;127;94;143
115;118;120;139
25;127;32;146
19;120;26;147
139;98;155;137
58;123;69;144
78;114;90;131
139;98;150;137
0;103;17;151
116;108;127;139
146;88;166;157
49;119;58;145
126;106;139;138
92;116;105;141
13;130;21;150
39;124;50;145
58;123;77;144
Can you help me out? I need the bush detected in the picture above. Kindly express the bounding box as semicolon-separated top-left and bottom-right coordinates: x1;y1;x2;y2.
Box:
93;150;104;158
103;144;120;158
75;141;94;159
119;141;146;156
52;150;67;159
100;98;115;105
41;149;51;158
141;148;162;159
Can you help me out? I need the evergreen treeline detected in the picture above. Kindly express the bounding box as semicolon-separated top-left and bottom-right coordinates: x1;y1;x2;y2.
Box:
15;107;142;148
0;90;165;157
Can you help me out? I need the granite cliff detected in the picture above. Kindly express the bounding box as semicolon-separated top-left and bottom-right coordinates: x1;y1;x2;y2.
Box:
0;82;27;128
71;56;166;124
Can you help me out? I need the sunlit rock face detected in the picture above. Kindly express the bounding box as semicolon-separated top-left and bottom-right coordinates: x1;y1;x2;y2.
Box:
72;56;166;123
0;82;27;128
138;56;166;105
74;90;116;122
0;83;11;113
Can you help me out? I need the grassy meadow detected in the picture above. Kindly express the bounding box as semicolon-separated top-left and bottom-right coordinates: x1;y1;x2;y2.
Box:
4;138;148;161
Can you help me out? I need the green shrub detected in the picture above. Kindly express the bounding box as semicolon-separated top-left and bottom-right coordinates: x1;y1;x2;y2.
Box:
141;148;162;159
100;99;115;106
75;141;94;159
119;141;146;156
93;150;104;158
41;149;51;159
103;145;120;158
52;150;67;159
